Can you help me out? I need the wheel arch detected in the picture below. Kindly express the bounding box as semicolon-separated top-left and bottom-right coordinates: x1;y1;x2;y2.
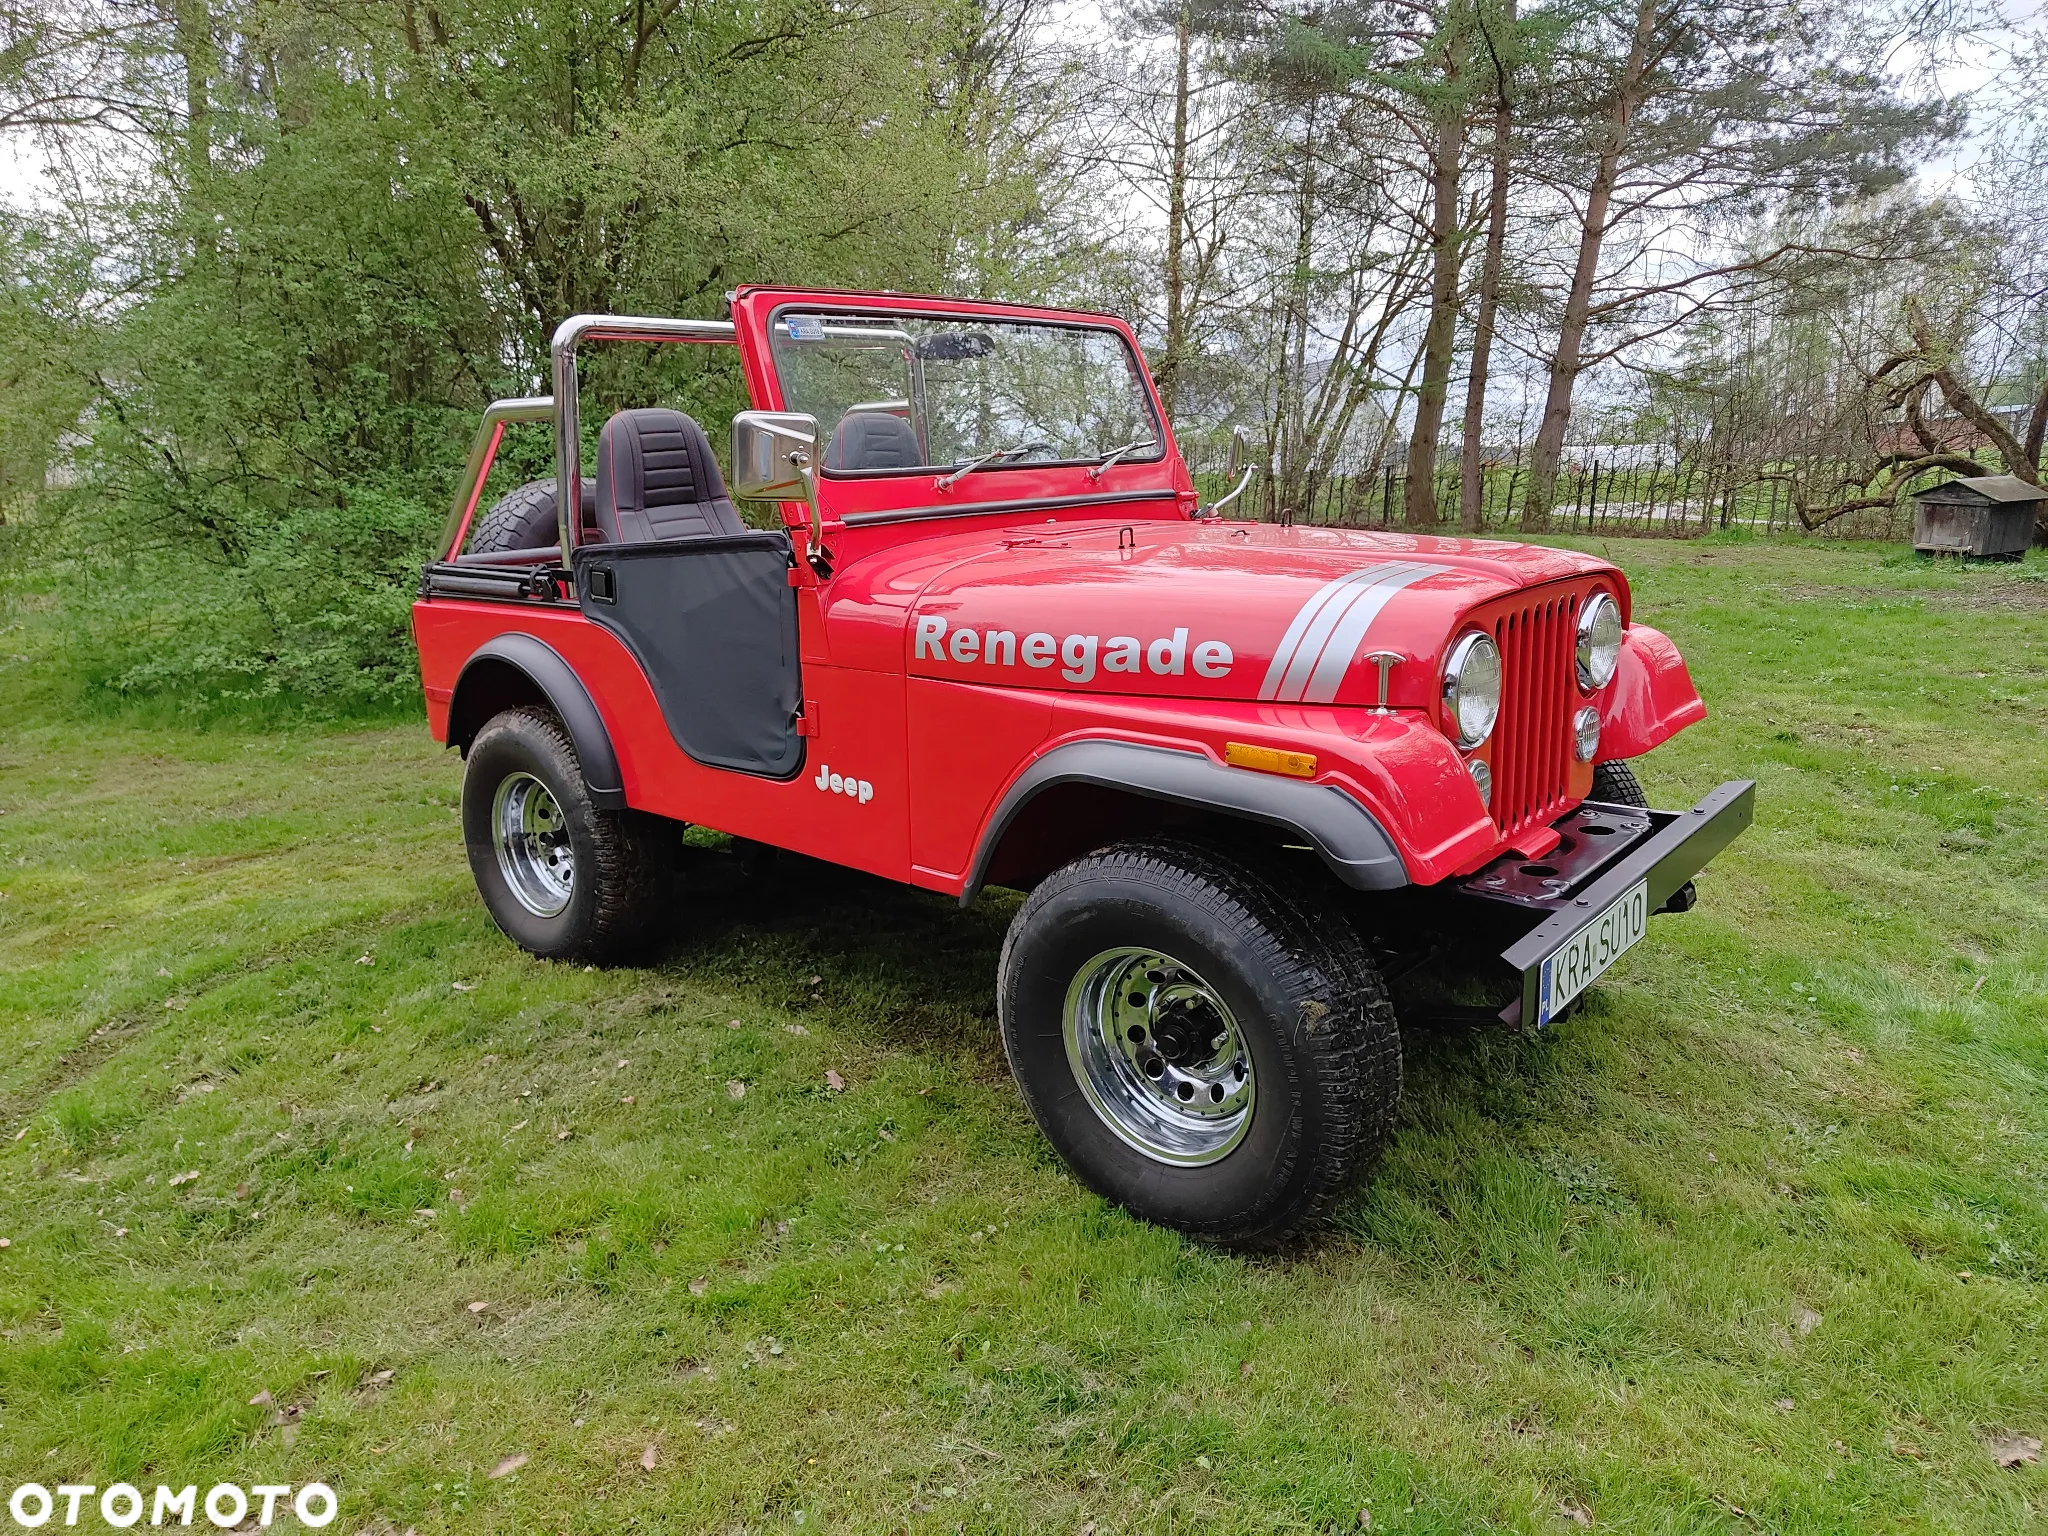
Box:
446;633;626;809
961;740;1408;906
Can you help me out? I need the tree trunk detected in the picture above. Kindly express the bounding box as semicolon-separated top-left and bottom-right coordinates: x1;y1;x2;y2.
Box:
1403;16;1468;528
173;0;211;187
1274;114;1318;514
1458;0;1514;533
1157;4;1193;424
1520;0;1658;532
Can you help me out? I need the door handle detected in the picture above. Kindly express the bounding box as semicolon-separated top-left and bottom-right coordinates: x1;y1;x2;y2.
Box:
585;565;616;604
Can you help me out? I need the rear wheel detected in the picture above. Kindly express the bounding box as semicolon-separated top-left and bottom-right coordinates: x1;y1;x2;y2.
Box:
462;706;664;961
998;839;1401;1248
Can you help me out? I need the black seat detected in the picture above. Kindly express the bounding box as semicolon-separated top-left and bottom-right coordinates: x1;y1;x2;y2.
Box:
825;411;923;471
594;408;746;543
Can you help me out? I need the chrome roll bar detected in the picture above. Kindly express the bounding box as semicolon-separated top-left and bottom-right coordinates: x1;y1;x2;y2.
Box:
441;395;557;560
550;313;739;563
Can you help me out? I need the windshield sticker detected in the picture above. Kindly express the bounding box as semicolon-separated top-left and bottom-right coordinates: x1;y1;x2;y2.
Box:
786;315;827;341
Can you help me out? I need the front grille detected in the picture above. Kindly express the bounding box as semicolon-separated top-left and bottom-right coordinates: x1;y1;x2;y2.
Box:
1490;589;1581;842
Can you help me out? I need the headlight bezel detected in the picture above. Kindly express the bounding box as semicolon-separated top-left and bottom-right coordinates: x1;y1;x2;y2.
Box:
1577;591;1622;691
1441;630;1503;749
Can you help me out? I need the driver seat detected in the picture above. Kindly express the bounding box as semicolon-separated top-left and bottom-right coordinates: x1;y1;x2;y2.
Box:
594;407;745;543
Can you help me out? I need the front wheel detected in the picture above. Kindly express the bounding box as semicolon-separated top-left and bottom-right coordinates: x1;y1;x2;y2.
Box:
1590;759;1649;808
462;706;666;961
997;840;1401;1248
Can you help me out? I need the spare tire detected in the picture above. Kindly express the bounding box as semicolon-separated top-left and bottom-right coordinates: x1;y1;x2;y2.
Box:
467;477;596;556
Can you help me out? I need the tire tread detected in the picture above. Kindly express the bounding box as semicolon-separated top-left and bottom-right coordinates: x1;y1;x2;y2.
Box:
1590;759;1649;808
466;479;560;555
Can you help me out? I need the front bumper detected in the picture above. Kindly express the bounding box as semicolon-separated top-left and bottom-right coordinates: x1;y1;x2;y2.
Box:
1458;779;1756;1027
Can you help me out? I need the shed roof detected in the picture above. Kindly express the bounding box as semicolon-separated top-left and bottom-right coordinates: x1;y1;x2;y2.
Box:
1917;473;2046;504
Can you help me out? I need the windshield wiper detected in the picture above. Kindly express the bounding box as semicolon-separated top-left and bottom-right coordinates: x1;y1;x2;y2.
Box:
1086;436;1159;482
935;441;1040;492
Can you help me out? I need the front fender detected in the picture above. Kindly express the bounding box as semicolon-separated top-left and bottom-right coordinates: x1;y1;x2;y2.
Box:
1598;623;1706;761
960;738;1411;904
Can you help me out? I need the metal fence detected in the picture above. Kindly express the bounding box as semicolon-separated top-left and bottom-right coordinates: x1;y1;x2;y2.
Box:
1183;442;1923;541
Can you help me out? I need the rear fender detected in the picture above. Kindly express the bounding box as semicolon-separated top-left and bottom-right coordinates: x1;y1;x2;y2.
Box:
446;633;626;809
960;739;1408;904
1598;623;1706;761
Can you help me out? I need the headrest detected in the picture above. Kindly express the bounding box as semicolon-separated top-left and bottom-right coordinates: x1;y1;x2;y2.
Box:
825;411;923;472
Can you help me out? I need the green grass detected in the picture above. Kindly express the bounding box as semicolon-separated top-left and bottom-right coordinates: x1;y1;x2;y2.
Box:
2;540;2045;1533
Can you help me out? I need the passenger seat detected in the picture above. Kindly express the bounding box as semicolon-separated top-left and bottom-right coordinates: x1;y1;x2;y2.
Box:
594;407;745;543
825;411;923;472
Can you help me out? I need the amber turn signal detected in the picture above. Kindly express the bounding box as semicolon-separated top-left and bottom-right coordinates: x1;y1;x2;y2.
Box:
1224;742;1316;779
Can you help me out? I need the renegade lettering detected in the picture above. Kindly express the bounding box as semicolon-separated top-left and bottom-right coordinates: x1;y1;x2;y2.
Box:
913;616;1233;683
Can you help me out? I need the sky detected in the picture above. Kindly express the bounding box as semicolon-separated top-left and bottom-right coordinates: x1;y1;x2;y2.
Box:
2;1;2031;209
1897;0;2044;192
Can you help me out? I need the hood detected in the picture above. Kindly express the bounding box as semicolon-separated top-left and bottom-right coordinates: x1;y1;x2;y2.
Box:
899;521;1618;707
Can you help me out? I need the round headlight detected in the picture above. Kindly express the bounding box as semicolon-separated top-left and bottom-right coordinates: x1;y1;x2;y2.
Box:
1577;592;1622;690
1573;704;1600;762
1442;631;1501;748
1467;756;1493;808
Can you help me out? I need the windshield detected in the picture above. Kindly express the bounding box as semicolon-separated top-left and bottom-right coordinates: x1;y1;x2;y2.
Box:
767;310;1163;477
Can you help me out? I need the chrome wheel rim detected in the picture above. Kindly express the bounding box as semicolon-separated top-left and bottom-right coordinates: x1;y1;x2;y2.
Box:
1063;947;1254;1166
492;772;574;918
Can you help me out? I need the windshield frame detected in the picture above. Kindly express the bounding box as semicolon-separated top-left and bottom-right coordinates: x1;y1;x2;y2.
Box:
764;301;1168;482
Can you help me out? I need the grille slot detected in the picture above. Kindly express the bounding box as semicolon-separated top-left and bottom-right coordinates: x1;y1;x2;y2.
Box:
1490;591;1579;843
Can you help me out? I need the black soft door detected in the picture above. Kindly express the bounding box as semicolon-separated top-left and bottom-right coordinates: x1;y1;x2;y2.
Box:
574;534;803;778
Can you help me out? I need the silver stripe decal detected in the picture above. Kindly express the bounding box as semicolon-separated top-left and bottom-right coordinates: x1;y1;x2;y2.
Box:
1272;563;1437;703
1298;563;1448;703
1257;567;1386;700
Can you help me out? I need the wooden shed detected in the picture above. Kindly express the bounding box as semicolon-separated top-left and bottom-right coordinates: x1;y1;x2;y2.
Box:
1912;474;2044;559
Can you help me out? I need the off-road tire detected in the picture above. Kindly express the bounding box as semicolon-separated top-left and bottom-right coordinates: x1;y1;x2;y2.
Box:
1590;759;1648;808
463;705;664;961
998;838;1402;1249
467;477;594;555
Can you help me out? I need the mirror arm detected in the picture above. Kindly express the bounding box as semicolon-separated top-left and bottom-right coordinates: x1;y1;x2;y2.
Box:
1198;465;1256;519
791;449;832;575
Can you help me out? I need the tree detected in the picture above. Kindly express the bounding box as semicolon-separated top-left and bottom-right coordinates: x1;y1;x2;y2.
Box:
1224;4;1435;517
1513;0;1950;530
1454;0;1518;532
1071;0;1258;426
1399;0;1469;527
0;0;1049;703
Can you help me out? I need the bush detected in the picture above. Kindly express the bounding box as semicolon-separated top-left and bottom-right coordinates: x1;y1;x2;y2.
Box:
8;485;442;719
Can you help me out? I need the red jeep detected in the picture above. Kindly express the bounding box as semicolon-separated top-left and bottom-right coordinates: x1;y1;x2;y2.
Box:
413;289;1752;1247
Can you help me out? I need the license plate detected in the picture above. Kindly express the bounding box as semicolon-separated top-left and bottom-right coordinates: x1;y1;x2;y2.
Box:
1537;880;1648;1025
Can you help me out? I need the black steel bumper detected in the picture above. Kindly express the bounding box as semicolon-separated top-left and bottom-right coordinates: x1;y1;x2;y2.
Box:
1456;779;1756;1027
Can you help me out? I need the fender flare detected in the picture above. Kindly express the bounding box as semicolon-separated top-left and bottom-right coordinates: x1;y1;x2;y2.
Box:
447;633;626;809
1598;622;1707;762
960;739;1408;905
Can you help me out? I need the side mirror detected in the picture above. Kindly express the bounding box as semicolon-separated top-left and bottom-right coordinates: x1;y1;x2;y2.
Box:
732;410;829;571
1200;425;1257;520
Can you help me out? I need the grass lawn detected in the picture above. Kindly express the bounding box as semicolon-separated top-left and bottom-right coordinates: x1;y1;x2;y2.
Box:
1;538;2045;1533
